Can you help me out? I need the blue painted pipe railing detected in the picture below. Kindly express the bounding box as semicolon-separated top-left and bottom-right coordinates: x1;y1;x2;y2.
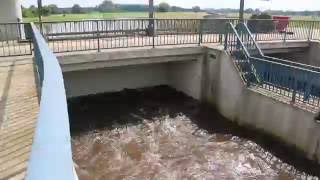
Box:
238;22;320;73
26;23;77;180
225;22;320;104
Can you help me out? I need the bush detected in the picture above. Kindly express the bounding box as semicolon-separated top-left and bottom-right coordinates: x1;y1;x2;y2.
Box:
192;6;201;13
97;0;116;12
158;2;170;12
247;13;275;33
71;4;83;14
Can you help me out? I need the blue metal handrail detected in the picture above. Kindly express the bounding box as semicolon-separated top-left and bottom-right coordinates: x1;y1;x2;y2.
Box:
225;22;320;102
239;22;320;73
26;23;77;180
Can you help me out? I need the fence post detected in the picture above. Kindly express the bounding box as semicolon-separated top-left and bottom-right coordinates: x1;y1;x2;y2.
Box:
96;20;101;52
152;19;155;48
308;21;315;41
224;27;228;50
198;19;203;46
283;26;287;43
292;90;296;103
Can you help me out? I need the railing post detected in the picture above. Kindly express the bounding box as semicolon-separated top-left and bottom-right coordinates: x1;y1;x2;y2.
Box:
224;27;228;50
152;19;155;48
96;20;101;52
308;21;315;41
292;90;297;103
198;19;203;46
283;26;287;43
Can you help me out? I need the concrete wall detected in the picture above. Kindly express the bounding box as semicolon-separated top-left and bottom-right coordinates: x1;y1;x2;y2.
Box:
307;41;320;67
61;47;204;99
265;41;320;67
203;48;320;162
168;56;204;100
64;63;169;98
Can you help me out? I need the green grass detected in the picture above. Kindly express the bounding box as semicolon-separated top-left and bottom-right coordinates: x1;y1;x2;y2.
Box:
23;12;209;22
226;13;320;21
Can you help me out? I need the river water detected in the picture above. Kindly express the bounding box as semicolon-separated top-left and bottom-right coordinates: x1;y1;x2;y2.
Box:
68;86;320;180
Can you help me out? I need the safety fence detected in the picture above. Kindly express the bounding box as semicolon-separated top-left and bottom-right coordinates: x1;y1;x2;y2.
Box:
225;22;320;108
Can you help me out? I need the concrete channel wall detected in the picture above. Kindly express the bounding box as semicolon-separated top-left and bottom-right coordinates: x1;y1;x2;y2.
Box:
266;41;320;67
203;48;320;163
60;47;204;99
59;45;320;163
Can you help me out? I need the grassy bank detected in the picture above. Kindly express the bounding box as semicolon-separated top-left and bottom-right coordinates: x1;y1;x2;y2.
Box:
24;12;209;22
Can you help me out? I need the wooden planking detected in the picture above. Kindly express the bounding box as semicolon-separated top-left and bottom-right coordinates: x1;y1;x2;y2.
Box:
0;58;39;180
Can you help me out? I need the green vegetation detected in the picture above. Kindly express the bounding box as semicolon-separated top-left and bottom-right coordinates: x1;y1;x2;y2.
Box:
247;13;275;33
192;6;201;13
71;4;83;14
23;12;208;22
158;2;170;12
226;13;320;21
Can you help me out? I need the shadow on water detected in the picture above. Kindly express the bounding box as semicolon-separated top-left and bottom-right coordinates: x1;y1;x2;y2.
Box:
68;85;320;179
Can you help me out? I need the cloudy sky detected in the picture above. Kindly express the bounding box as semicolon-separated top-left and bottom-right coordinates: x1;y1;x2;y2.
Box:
21;0;320;11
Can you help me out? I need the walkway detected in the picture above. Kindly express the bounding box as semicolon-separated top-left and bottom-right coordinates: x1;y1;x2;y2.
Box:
0;58;39;180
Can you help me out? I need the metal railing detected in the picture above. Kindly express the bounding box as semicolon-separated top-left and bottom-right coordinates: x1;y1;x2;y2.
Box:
0;22;32;57
245;19;320;42
238;22;320;73
38;18;238;53
225;22;320;107
1;18;320;57
26;23;77;180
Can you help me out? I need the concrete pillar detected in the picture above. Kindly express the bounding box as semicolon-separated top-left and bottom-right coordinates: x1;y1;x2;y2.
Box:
0;0;23;41
0;0;22;23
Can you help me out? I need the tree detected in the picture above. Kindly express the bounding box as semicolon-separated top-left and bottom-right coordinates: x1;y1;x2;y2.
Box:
192;6;200;13
97;0;115;12
245;8;254;14
29;5;37;15
247;13;275;33
21;6;28;18
71;4;83;14
41;6;51;16
158;2;170;12
48;4;59;14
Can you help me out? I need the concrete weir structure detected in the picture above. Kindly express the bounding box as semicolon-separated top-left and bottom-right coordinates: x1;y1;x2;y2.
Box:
58;43;320;164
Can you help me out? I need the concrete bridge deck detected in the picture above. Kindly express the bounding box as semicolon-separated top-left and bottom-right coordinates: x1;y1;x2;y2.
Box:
0;58;38;180
0;33;315;57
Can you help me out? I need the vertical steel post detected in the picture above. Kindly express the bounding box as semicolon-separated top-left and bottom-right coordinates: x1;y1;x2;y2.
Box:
152;19;155;48
37;0;43;34
308;21;315;41
148;0;155;37
198;19;203;46
283;26;287;43
239;0;245;22
96;21;100;52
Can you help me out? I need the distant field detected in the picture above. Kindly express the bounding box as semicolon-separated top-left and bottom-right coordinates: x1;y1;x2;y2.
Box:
226;13;320;21
23;11;320;22
23;12;209;22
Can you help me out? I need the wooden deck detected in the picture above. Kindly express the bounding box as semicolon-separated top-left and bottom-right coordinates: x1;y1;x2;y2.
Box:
0;58;39;180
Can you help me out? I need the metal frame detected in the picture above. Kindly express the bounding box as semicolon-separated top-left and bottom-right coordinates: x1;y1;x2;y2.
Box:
0;22;33;57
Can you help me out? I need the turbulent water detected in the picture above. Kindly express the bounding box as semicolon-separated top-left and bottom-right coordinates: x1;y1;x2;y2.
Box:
68;86;320;180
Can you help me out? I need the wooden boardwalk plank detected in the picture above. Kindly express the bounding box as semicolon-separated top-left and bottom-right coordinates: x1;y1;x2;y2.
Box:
0;59;39;180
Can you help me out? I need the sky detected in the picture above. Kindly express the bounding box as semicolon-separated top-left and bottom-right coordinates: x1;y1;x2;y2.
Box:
21;0;320;11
